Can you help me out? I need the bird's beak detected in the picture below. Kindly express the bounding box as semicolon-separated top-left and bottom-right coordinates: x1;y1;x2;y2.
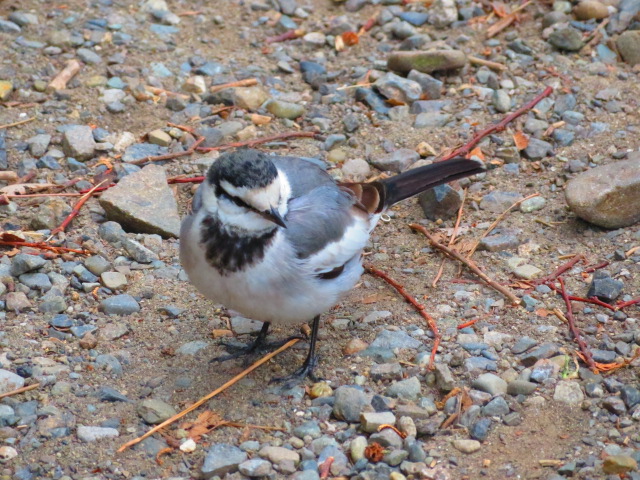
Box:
263;206;287;228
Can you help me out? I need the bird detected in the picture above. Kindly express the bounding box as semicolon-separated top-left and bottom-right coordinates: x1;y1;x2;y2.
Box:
180;148;484;386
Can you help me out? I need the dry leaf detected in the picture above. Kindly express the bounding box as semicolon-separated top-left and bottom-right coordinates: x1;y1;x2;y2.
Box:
342;31;359;46
535;308;550;317
361;293;381;304
513;131;529;150
334;35;345;52
468;146;485;161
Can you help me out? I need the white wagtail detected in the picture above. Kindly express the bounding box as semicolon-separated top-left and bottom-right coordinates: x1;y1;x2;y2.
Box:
180;148;484;385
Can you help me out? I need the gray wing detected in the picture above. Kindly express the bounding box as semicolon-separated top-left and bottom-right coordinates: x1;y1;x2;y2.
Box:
284;185;371;275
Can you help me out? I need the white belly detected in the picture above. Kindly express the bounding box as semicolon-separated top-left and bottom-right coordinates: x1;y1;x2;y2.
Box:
180;214;364;325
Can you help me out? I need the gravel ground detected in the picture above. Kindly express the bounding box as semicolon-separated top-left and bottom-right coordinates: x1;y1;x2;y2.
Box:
0;0;639;479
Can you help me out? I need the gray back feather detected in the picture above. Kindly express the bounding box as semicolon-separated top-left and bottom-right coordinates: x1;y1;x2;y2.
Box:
272;156;335;197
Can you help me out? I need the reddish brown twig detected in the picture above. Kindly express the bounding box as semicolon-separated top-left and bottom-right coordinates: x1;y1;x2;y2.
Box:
365;264;440;370
196;131;318;153
546;282;616;311
582;261;609;274
265;29;305;44
358;15;378;36
440;86;553;162
167;122;195;134
0;241;90;255
616;298;640;310
558;277;597;373
531;254;585;286
210;78;258;94
319;456;334;479
48;180;107;239
457;318;478;329
409;224;522;306
129;136;205;166
78;184;115;195
167;176;205;185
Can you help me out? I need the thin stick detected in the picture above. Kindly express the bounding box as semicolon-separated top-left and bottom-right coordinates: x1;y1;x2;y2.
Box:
558;278;597;373
365;264;441;370
210;78;258;93
410;223;522;306
467;193;540;259
531;254;585;286
468;56;507;71
440;86;553;162
616;298;640;310
47;180;107;239
47;59;82;92
457;318;478;329
167;175;205;185
546;282;616;311
117;338;300;453
144;86;190;100
433;190;466;287
129;136;205;166
0;383;40;400
0;117;35;130
265;29;305;44
197;131;318;152
0;241;90;255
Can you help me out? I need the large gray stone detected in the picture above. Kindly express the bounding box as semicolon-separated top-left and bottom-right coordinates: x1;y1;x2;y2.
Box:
565;156;640;228
388;50;467;74
202;443;247;478
617;31;640;66
99;164;180;237
0;369;25;394
62;125;96;161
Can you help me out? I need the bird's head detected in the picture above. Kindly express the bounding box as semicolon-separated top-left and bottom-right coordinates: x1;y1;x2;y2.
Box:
203;149;288;231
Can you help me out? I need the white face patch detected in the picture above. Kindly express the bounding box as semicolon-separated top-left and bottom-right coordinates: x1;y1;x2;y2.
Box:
220;178;282;213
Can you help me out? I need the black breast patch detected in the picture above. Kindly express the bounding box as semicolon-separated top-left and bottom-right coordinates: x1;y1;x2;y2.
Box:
200;214;277;274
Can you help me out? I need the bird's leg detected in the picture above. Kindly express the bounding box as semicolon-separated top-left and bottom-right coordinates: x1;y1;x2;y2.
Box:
271;315;322;389
211;321;271;362
212;322;305;363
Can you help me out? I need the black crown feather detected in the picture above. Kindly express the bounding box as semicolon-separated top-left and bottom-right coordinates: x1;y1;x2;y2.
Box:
207;149;278;189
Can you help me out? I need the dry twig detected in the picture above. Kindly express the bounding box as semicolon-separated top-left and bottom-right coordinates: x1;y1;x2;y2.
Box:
0;117;36;130
409;224;522;306
117;338;300;453
0;383;40;400
47;59;82;92
440;86;553;162
47;180;108;240
197;131;318;152
129;137;205;166
365;264;441;369
469;55;507;71
467;193;540;259
210;78;258;93
557;277;597;373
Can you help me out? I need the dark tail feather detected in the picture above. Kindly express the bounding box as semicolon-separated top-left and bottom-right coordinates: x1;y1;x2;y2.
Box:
377;157;485;210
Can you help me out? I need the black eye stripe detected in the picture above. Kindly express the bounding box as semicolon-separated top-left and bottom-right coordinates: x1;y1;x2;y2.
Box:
217;185;261;214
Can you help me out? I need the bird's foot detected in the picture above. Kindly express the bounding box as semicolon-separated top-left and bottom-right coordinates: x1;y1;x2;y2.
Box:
270;354;321;390
211;335;304;364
